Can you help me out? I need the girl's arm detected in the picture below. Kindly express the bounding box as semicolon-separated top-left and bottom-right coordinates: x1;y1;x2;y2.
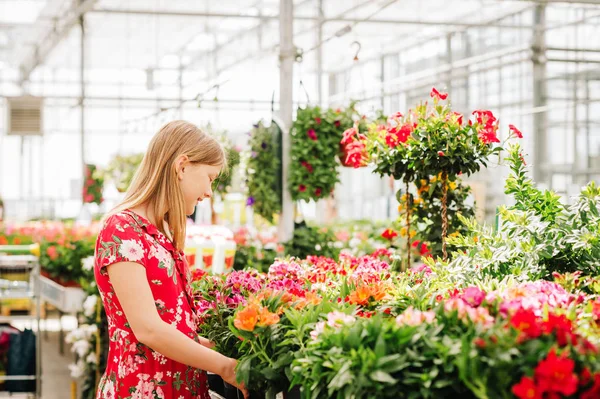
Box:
107;261;248;398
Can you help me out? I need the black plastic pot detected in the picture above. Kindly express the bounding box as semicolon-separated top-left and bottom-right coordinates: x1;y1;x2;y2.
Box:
283;386;301;399
223;382;264;399
207;374;225;397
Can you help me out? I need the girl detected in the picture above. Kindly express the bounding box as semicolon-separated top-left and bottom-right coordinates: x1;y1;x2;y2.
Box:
94;121;248;398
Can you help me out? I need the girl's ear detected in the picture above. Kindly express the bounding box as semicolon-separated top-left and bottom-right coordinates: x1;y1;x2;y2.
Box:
175;155;189;181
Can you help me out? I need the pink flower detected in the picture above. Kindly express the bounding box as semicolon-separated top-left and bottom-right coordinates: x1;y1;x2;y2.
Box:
396;306;436;326
307;129;318;141
413;264;432;275
438;151;445;156
461;286;486;307
268;260;305;281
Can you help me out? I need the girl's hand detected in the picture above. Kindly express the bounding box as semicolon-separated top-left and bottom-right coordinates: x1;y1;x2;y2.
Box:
220;358;249;399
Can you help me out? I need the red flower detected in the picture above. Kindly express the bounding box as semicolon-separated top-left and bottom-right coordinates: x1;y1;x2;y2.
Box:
334;120;341;127
381;228;398;240
301;161;314;173
385;123;412;148
341;127;358;145
452;111;463;125
307;129;318;141
478;128;501;144
383;308;392;315
534;349;578;396
438;151;445;156
298;185;307;192
472;110;497;125
315;117;322;125
512;376;542;399
542;313;574;346
474;337;486;349
510;308;542;339
581;373;600;399
430;87;448;101
509;124;523;138
392;112;403;119
315;188;322;197
46;246;59;261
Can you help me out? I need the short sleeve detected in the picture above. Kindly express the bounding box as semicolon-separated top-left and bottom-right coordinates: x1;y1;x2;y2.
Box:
95;213;148;274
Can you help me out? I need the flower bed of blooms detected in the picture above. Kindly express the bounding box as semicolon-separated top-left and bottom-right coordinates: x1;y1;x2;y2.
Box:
0;221;98;285
192;253;600;398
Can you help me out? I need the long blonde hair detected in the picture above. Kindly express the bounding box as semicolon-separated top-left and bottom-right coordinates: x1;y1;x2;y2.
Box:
109;120;226;250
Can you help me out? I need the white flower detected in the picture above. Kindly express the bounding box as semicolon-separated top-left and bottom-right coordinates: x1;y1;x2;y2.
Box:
315;244;322;251
83;324;98;337
81;256;95;271
118;239;144;262
68;360;85;379
72;340;91;358
334;241;344;249
349;238;361;248
86;351;98;365
83;295;98;318
65;328;84;344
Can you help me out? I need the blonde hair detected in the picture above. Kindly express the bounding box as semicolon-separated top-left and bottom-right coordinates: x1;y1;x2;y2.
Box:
109;120;226;250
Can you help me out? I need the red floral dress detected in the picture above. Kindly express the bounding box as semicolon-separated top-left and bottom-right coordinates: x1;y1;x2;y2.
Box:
94;210;210;399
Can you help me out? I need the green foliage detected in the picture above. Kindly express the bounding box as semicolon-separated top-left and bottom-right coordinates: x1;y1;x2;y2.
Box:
101;153;143;193
435;143;600;283
283;223;340;260
245;121;282;223
289;105;356;201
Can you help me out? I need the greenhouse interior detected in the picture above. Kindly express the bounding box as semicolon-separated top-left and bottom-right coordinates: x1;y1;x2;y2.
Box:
1;0;600;398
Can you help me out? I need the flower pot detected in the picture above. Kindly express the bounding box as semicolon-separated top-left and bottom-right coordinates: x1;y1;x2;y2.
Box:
207;373;224;397
282;386;301;399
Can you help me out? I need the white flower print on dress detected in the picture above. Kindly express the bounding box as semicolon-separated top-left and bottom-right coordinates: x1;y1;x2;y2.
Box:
102;378;116;399
118;239;144;262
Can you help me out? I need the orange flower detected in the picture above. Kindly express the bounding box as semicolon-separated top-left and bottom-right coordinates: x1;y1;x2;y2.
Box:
295;291;322;310
257;307;280;327
234;303;260;332
348;285;373;306
347;283;390;306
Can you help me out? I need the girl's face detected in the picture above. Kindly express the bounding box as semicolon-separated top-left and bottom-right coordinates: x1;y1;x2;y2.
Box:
178;161;221;216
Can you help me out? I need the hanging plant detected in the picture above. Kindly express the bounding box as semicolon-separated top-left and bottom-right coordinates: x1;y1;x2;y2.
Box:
83;164;104;205
245;121;282;223
289;105;355;201
103;153;143;193
203;124;240;196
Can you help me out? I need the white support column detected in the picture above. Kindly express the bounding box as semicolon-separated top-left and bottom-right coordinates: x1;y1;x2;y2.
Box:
278;0;295;242
532;4;548;186
80;15;86;189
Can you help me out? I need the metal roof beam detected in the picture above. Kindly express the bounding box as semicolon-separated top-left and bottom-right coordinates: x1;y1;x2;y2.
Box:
17;0;99;85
